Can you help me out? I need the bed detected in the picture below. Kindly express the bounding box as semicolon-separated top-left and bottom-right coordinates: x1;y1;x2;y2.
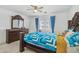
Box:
20;32;57;53
19;31;79;53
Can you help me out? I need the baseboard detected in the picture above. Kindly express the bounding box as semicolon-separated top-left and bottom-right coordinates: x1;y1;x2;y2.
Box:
0;42;6;45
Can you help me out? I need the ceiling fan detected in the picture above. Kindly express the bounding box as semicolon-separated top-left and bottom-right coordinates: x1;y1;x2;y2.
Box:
26;5;47;13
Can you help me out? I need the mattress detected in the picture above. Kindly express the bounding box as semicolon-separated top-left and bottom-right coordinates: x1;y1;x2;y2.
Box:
24;32;57;51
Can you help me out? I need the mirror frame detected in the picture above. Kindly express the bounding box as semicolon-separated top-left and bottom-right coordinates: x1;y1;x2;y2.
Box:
11;15;24;29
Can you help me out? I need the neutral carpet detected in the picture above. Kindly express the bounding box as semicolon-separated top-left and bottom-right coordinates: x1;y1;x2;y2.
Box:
1;41;79;53
0;41;35;53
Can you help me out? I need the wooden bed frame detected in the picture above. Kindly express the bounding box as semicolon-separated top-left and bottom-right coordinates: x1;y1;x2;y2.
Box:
19;32;56;53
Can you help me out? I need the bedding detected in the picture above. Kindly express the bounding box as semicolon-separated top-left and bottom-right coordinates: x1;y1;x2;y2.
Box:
65;32;79;47
24;32;57;51
24;31;79;52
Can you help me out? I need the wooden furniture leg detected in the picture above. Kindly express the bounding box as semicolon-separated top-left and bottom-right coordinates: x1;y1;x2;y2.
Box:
19;32;25;52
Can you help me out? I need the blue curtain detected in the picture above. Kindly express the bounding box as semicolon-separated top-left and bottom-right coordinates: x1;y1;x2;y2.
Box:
50;16;55;33
35;18;39;32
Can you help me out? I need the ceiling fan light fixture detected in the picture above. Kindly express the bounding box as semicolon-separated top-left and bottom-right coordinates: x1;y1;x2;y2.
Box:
34;9;38;12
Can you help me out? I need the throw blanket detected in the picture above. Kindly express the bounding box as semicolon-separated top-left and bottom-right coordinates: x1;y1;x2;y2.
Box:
24;32;57;51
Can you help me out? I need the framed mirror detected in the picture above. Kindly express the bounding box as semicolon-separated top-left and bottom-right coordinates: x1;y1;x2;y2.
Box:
11;15;24;29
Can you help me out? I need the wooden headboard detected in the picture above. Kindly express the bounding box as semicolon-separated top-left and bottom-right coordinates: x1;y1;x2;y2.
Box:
68;12;79;32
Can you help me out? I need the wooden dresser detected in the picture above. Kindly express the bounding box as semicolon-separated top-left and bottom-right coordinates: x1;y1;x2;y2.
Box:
6;15;29;43
6;29;29;43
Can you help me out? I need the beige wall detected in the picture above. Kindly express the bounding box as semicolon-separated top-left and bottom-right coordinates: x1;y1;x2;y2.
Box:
54;12;69;33
28;12;69;33
28;16;36;33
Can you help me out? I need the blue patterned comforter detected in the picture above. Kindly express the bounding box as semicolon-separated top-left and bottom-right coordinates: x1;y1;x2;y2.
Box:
66;32;79;47
24;32;57;51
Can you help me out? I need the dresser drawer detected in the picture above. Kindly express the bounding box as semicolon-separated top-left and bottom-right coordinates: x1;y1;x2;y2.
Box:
6;29;29;43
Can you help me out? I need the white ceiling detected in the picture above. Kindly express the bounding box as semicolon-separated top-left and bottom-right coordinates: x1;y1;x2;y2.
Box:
0;5;72;16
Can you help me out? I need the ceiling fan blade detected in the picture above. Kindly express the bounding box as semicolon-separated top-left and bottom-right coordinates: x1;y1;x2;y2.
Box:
30;5;34;7
39;7;43;9
38;10;42;12
44;11;47;13
26;9;31;10
30;5;37;7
